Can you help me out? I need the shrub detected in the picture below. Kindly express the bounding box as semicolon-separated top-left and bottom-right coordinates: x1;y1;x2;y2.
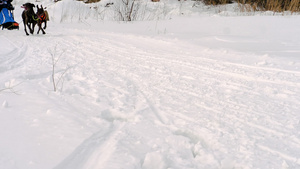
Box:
114;0;141;21
200;0;234;5
195;0;300;12
236;0;300;12
77;0;101;4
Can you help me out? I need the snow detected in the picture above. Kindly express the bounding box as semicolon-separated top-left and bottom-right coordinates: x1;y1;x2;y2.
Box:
1;0;300;169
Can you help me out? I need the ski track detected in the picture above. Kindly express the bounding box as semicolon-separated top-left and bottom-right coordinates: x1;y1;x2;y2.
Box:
55;32;300;168
1;25;300;168
0;36;27;74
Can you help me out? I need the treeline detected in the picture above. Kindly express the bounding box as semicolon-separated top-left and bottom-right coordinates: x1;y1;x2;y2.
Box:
201;0;300;12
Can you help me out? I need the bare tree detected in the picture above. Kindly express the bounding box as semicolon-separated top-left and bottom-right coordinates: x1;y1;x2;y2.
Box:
48;45;68;92
114;0;141;21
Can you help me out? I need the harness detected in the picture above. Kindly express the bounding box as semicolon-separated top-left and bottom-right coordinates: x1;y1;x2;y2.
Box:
21;4;48;22
32;15;39;21
37;13;46;21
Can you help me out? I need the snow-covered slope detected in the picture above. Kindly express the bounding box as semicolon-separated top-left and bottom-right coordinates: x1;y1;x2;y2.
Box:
1;0;300;169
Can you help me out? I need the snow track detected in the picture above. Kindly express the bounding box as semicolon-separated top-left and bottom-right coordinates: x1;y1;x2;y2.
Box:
1;18;300;169
50;29;300;168
0;35;27;74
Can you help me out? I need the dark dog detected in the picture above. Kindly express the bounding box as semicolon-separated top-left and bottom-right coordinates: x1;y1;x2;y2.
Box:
36;5;47;34
21;3;38;35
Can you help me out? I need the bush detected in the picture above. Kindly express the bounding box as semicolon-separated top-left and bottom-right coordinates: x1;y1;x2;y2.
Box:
237;0;300;12
114;0;141;21
196;0;300;12
200;0;234;5
77;0;101;4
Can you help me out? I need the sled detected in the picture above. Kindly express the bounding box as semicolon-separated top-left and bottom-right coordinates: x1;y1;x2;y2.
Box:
0;7;19;30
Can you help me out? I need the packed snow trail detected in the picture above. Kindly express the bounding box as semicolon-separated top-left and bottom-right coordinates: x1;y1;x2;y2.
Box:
1;17;300;169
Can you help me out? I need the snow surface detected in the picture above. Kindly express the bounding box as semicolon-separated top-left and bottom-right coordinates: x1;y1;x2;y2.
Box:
1;0;300;169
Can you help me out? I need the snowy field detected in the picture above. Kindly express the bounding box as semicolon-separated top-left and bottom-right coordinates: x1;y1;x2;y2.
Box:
1;0;300;169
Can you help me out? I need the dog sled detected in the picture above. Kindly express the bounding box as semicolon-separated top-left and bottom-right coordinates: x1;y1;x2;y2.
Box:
0;0;19;30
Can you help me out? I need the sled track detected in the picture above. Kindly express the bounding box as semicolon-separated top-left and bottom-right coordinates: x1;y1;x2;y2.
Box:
44;33;299;167
9;30;299;168
0;35;27;74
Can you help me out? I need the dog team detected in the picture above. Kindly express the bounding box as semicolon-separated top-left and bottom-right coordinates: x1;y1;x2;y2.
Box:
0;0;48;35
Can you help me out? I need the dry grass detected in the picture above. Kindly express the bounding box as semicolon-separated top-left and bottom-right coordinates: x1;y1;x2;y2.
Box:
77;0;101;4
201;0;233;5
238;0;300;12
199;0;300;12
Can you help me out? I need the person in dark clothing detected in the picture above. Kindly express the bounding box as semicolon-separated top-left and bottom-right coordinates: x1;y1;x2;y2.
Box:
0;0;14;11
0;0;18;30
